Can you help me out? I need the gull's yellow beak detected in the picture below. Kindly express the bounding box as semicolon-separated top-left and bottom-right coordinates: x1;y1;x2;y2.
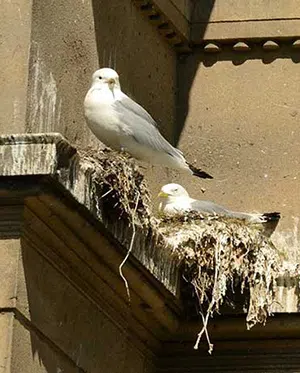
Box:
108;78;115;85
158;191;169;198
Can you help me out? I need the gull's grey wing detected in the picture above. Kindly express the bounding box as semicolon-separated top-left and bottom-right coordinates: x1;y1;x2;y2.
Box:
117;96;158;128
113;96;184;158
191;200;257;219
191;200;281;236
190;200;231;215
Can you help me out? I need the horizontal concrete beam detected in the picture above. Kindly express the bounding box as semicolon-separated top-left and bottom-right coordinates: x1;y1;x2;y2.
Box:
0;132;299;351
143;0;300;50
192;19;300;43
0;132;185;351
0;133;179;297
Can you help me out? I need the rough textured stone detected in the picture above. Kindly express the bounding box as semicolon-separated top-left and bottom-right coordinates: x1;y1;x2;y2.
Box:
192;0;300;22
0;133;179;296
16;241;130;373
0;313;14;372
177;55;300;264
151;0;300;42
26;0;176;149
204;43;221;53
0;240;21;308
193;19;300;42
0;0;32;134
232;42;251;51
11;317;81;373
262;40;280;50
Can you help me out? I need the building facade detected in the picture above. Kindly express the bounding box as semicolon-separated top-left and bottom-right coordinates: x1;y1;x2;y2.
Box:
0;1;300;372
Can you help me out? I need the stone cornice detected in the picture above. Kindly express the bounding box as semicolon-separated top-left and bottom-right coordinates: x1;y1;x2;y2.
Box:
0;133;181;352
0;133;179;293
134;0;300;52
132;0;191;52
0;133;299;352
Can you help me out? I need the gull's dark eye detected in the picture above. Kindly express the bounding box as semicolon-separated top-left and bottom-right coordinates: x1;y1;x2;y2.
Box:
99;76;103;80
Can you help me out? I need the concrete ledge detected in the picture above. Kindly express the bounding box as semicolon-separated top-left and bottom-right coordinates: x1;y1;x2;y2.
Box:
0;132;300;357
192;19;300;43
0;132;183;353
0;132;179;296
138;1;300;49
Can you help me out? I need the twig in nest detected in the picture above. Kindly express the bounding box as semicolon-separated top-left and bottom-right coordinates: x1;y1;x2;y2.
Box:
200;311;214;353
193;287;214;354
99;188;113;199
158;214;282;353
119;190;140;304
194;243;221;353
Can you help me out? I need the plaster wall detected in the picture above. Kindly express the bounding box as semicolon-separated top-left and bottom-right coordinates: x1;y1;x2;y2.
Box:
0;236;155;373
176;52;300;259
0;0;32;134
25;0;176;147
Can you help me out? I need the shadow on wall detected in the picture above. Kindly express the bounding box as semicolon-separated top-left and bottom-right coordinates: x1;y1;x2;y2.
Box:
174;0;216;145
175;40;300;145
90;0;176;142
20;231;135;373
90;0;216;146
20;239;83;373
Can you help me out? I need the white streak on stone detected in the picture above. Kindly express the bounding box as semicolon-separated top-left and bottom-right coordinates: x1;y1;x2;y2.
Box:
29;43;61;133
12;98;21;127
273;217;300;260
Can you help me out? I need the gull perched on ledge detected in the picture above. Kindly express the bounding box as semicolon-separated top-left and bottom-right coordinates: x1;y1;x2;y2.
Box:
158;183;280;236
84;68;212;179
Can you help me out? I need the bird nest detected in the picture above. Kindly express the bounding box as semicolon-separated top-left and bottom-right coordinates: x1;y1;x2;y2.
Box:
77;148;284;353
157;213;282;352
78;147;151;227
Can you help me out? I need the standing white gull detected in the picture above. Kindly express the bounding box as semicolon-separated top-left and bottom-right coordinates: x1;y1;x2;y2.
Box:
84;68;212;179
158;183;280;235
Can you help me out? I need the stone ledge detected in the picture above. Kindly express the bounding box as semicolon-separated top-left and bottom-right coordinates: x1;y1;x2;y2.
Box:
0;132;179;297
0;132;184;352
136;1;300;51
192;19;300;43
0;132;299;350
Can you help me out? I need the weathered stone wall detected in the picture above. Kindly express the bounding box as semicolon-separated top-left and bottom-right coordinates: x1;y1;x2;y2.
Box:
177;53;300;259
138;0;299;261
0;0;176;202
24;0;176;148
2;0;299;252
1;1;300;371
0;228;156;373
0;0;176;146
134;1;300;258
0;0;32;134
192;0;300;23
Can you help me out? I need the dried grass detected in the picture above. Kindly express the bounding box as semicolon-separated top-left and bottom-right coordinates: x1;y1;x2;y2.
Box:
77;148;151;302
77;148;289;353
78;147;151;226
157;213;283;352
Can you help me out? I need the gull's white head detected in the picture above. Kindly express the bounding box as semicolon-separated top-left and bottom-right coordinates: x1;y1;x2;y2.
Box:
158;183;190;200
157;184;191;215
91;68;121;90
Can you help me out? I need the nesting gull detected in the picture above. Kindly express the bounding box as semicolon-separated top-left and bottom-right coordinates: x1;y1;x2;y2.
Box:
84;68;212;179
158;183;280;235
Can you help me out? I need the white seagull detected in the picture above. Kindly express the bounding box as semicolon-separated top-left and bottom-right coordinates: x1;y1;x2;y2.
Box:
84;68;212;179
158;183;280;234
